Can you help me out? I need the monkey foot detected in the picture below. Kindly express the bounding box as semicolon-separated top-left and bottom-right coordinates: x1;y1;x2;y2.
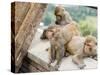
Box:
64;52;70;57
78;64;86;69
54;65;60;71
48;59;55;68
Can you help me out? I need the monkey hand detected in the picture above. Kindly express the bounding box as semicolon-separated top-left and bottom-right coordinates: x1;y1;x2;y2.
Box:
49;59;55;64
55;65;59;71
78;64;86;69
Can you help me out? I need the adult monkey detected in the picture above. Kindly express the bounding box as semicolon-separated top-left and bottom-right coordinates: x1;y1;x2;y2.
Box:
46;28;65;70
65;35;97;69
54;5;73;25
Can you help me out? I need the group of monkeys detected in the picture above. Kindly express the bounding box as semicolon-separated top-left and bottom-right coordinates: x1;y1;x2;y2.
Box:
40;6;97;70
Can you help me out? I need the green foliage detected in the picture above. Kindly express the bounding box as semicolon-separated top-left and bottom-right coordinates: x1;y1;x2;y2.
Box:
65;6;97;22
42;5;55;25
42;11;55;25
79;16;97;37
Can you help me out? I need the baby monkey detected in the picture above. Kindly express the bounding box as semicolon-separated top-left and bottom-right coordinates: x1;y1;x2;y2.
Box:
42;25;65;70
55;5;73;25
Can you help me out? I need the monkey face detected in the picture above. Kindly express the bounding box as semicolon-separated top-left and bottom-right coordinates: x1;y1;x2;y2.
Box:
84;42;97;56
40;29;54;40
84;36;97;57
55;6;65;21
55;6;65;16
40;26;60;40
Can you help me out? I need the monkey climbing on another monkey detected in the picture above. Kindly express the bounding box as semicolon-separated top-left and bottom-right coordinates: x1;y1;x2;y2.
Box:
46;29;65;70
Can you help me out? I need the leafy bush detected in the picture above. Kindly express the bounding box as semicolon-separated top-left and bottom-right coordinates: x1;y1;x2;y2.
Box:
79;16;97;37
42;12;55;25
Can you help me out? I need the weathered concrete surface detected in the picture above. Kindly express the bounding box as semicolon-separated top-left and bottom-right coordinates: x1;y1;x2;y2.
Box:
28;29;97;71
58;57;97;71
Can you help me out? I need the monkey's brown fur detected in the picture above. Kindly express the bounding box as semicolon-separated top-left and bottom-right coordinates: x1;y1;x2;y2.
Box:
66;35;97;69
54;5;73;25
48;31;65;70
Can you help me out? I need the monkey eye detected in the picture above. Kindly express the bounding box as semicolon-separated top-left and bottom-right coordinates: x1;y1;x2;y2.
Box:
86;43;91;46
95;42;97;45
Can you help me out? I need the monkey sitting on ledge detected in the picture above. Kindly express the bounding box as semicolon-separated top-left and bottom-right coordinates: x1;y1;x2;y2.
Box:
65;35;97;69
46;29;65;70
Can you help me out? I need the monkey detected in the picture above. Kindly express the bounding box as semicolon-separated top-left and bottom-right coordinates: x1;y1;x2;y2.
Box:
46;30;65;70
54;5;73;25
65;35;97;69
